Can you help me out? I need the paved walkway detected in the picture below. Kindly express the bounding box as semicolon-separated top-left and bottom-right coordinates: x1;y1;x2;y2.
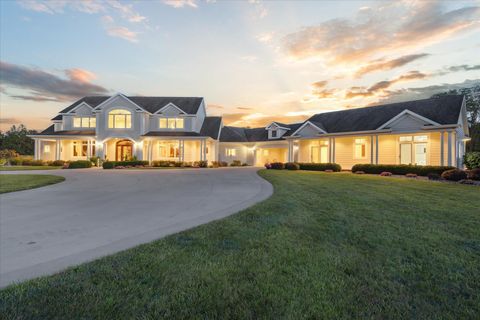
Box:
0;167;272;287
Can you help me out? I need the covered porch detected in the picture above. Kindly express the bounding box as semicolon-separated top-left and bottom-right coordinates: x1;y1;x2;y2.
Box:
33;137;96;161
142;138;217;163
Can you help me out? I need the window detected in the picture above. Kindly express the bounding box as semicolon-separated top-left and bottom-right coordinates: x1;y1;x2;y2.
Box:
414;135;427;142
108;109;132;129
400;135;428;165
354;138;367;159
44;145;50;153
159;143;179;158
271;130;277;138
73;117;96;128
399;136;412;142
226;148;236;156
73;141;88;157
159;117;184;129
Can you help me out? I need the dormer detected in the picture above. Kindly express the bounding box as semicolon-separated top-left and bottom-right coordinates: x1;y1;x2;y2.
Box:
266;122;290;139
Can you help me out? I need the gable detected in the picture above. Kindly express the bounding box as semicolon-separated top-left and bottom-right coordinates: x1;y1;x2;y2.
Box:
73;104;93;115
94;94;145;113
294;122;323;138
386;113;432;132
156;103;186;116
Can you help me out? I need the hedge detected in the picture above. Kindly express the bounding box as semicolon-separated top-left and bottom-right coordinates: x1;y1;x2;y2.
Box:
441;169;467;181
298;163;342;172
103;160;148;169
463;152;480;169
285;162;300;170
350;164;455;176
68;160;92;169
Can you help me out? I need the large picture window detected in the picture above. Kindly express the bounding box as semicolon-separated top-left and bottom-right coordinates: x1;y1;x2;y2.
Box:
108;109;132;129
159;143;179;158
73;117;96;128
226;148;236;156
159;118;184;129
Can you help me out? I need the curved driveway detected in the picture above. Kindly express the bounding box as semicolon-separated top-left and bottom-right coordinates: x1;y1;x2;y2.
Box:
0;167;272;287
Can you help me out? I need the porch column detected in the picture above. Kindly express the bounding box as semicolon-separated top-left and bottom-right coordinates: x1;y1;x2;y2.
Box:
86;140;91;159
370;136;374;164
148;141;154;164
179;139;184;162
328;138;332;162
34;139;39;160
440;131;445;166
56;139;61;160
103;142;108;160
287;140;293;162
375;135;379;165
447;131;452;166
203;139;207;162
332;137;336;163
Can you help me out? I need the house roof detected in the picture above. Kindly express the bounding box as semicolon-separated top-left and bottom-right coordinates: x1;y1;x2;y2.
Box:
59;96;204;115
219;122;303;142
143;116;222;139
36;125;95;136
306;95;464;134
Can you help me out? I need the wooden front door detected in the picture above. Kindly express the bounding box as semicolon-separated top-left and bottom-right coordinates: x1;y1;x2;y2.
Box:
116;140;133;161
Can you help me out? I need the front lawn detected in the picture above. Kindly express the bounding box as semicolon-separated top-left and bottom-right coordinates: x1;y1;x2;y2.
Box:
0;174;65;193
0;166;62;171
1;171;479;318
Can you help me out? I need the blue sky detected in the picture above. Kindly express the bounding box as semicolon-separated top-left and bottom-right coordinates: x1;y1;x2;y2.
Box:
1;0;479;131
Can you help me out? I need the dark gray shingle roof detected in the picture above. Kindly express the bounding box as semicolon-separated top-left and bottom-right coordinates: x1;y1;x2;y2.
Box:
37;125;95;136
143;117;222;139
59;96;203;115
220;122;303;142
306;95;464;133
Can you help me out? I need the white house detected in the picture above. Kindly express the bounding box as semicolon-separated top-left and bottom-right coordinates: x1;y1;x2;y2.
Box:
30;94;470;169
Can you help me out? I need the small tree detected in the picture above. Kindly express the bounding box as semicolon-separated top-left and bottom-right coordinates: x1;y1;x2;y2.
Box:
0;125;37;155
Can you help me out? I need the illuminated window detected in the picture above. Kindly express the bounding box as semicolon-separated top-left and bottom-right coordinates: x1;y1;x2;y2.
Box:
414;135;428;142
73;117;96;128
73;141;88;157
108;109;131;129
399;136;413;142
159;118;184;129
44;145;50;153
226;148;236;156
159;143;179;158
354;138;367;159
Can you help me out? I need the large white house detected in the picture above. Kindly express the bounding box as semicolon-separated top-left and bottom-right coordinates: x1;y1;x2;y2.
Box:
30;93;469;169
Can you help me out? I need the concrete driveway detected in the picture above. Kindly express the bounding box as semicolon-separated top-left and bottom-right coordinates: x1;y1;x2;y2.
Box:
0;167;272;287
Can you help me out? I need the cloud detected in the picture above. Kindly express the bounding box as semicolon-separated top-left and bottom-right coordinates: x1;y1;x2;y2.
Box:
106;0;147;22
256;32;274;43
345;71;427;99
241;55;258;62
0;61;109;102
102;15;138;42
248;0;268;19
0;118;21;125
163;0;198;8
355;54;430;77
282;2;480;64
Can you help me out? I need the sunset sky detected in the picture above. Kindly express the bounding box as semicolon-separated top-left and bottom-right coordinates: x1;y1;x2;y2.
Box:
1;0;479;131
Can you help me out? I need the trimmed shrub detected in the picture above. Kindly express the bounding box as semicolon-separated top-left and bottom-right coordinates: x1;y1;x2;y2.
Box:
351;164;454;176
427;173;441;180
298;163;342;172
50;160;65;166
23;159;45;166
0;149;19;159
264;163;272;169
354;171;365;174
68;160;92;169
230;160;242;167
379;171;392;176
153;160;176;167
103;161;115;169
467;168;480;181
242;163;249;166
197;160;208;168
270;162;285;170
90;156;100;166
464;152;480;169
441;169;467;181
285;162;300;170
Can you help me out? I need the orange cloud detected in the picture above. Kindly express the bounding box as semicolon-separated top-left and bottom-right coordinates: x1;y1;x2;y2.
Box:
65;68;96;83
354;54;430;77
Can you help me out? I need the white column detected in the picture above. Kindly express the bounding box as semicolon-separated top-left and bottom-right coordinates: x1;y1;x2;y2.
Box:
38;140;42;160
440;131;444;166
375;135;379;165
103;142;108;161
203;139;207;162
370;136;374;164
148;141;154;164
332;137;336;163
179;139;185;162
328;138;332;162
447;131;452;166
56;139;61;160
287;140;293;162
34;139;39;160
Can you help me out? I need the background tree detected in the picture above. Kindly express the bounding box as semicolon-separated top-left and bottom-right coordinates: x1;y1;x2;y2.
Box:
431;84;480;151
0;125;37;155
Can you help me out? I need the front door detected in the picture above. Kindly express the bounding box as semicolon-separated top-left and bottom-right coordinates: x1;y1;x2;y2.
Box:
320;145;328;163
311;146;319;163
400;143;412;165
116;140;133;161
414;143;427;165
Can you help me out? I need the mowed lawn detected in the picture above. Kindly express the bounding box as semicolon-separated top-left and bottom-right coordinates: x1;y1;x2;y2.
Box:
0;174;65;193
0;166;62;171
1;171;479;319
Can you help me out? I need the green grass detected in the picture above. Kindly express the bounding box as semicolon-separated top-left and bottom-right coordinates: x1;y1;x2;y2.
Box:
0;166;62;171
1;171;479;319
0;174;65;193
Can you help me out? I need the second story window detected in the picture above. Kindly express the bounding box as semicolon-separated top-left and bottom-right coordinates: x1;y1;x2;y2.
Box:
159;118;184;129
73;117;96;128
271;130;277;138
108;109;132;129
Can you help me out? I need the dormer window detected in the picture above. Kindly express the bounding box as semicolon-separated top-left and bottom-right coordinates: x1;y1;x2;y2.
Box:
159;118;184;129
271;130;277;138
73;117;96;128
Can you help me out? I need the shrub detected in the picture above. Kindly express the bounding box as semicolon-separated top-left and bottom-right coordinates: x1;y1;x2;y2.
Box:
242;163;249;166
379;171;392;176
298;163;342;172
459;179;476;185
230;160;242;167
0;159;6;166
463;152;480;169
0;149;19;159
23;159;45;166
196;160;208;168
90;156;100;166
264;163;272;169
441;169;467;181
153;160;175;167
467;168;480;181
270;162;285;170
354;171;365;174
220;161;228;167
50;160;65;166
351;164;454;176
9;158;23;165
427;173;441;180
103;161;115;169
285;162;300;170
68;160;92;169
406;173;417;178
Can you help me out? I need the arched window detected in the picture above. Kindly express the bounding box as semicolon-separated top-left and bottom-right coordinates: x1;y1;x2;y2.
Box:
108;109;132;129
